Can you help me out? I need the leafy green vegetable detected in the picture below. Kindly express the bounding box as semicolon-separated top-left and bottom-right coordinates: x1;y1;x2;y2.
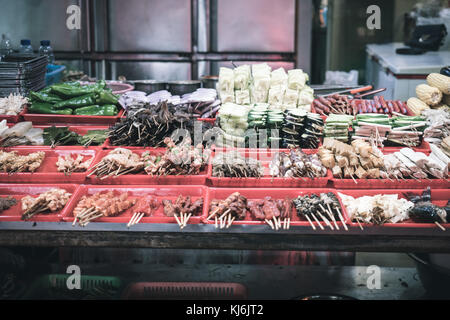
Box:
77;130;108;147
43;126;80;147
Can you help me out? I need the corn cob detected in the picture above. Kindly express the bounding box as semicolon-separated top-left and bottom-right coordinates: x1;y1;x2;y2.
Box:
416;84;443;106
427;73;450;95
407;97;430;115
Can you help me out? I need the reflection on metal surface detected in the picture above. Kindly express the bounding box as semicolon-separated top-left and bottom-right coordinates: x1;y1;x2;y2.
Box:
109;61;191;81
108;0;191;52
217;0;296;52
0;0;83;51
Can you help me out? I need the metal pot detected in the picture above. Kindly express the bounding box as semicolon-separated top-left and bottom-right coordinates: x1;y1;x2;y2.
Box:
167;80;201;96
201;76;219;89
128;80;167;94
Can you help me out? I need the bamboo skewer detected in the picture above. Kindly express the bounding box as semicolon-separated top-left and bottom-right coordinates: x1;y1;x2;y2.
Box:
335;207;348;231
304;215;316;230
265;219;275;229
317;212;334;230
174;214;182;228
435;221;446;231
310;213;324;230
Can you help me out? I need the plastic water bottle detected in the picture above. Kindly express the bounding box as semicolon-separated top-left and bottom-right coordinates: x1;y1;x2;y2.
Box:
19;39;33;54
0;34;12;60
39;40;55;64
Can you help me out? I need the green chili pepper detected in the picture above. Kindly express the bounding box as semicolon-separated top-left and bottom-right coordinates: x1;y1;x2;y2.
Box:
53;93;97;109
28;102;72;115
29;91;64;104
51;83;101;98
95;90;119;105
73;104;118;116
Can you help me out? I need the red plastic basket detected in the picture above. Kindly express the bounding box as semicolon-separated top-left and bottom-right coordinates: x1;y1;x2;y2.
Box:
0;184;77;222
207;148;331;188
61;185;207;224
0;148;97;183
203;187;348;228
87;148;208;185
0;107;26;123
122;282;247;300
22;105;123;125
336;189;450;229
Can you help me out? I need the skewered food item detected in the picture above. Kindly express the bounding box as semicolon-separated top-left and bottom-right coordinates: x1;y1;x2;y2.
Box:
338;192;413;228
143;138;208;176
351;114;426;148
21;188;72;220
109;100;212;147
0;151;45;173
324;114;353;142
56;154;93;174
405;187;448;231
319;138;384;182
281;110;323;149
0;94;28;115
313;94;350;115
208;192;248;229
247;196;292;230
293;192;348;230
0;121;43;147
212;152;263;178
0;196;17;213
88;148;144;179
293;193;346;231
127;195;160;227
162;195;203;229
73;191;136;226
269;149;327;178
422;109;450;145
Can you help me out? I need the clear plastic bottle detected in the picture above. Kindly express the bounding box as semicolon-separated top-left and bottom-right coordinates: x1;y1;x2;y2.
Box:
19;39;33;54
0;34;13;60
39;40;54;64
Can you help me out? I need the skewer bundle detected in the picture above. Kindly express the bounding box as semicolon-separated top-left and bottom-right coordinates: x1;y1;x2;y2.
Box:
0;150;45;173
73;191;136;226
281;109;323;149
143;137;209;176
293;193;346;231
87;148;144;179
162;195;203;229
0;196;17;213
127;195;159;227
21;188;72;220
269;149;327;179
56;153;93;174
247;196;292;230
207;192;247;229
212;152;263;178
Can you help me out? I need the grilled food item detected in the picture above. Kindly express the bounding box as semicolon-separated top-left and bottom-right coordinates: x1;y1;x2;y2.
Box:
56;154;93;174
0;196;17;213
21;188;72;220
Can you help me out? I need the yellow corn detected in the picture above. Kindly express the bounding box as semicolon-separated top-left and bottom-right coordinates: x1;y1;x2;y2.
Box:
427;73;450;95
407;97;430;115
416;84;442;106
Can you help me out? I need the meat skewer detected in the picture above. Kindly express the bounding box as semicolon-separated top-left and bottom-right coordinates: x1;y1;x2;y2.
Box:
127;195;159;227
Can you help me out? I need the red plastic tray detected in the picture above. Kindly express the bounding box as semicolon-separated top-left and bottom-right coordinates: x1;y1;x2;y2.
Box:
22;105;123;125
336;189;450;229
61;185;207;224
207;149;331;188
0;107;26;123
331;148;449;189
0;184;77;222
203;187;348;228
87;148;208;185
0;148;97;183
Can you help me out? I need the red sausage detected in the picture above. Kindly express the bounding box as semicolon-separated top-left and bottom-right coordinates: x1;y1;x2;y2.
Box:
378;96;389;114
396;101;408;114
392;101;401;113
